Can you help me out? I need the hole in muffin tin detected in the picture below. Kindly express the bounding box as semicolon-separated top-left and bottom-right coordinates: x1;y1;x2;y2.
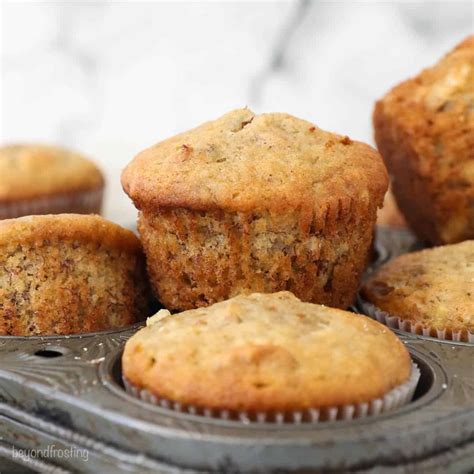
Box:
411;354;434;400
34;348;64;358
101;349;440;427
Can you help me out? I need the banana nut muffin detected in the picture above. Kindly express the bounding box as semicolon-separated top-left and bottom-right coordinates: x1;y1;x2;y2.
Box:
374;36;474;245
0;214;153;336
0;144;104;219
122;292;411;416
361;241;474;340
122;109;388;310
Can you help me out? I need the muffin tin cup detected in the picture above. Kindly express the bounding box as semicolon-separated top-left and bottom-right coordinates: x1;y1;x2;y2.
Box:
0;187;103;219
358;298;474;343
122;363;420;424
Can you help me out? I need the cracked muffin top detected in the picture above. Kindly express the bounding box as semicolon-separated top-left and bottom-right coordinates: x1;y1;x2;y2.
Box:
122;109;388;219
361;241;474;334
0;144;104;202
122;291;410;412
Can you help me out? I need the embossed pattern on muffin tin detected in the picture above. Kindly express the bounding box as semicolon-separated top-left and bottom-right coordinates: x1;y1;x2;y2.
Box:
0;227;473;473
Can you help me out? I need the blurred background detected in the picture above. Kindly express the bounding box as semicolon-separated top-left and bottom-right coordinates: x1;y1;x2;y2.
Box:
1;0;472;225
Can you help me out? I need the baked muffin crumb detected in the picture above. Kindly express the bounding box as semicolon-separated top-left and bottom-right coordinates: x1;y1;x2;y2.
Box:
0;214;152;335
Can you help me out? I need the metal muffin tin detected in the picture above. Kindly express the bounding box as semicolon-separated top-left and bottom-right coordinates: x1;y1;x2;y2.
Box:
0;227;473;473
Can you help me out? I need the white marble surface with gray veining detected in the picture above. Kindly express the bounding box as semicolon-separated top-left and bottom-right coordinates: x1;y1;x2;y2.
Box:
1;1;472;225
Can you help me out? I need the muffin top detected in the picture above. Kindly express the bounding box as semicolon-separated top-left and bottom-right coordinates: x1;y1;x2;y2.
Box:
374;36;473;242
361;241;474;334
0;144;104;202
122;292;410;412
122;109;388;220
0;214;142;254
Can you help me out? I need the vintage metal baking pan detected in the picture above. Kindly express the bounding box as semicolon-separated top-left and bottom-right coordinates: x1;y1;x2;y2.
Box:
0;228;473;473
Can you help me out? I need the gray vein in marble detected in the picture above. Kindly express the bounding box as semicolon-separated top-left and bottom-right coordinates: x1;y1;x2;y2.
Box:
249;0;311;104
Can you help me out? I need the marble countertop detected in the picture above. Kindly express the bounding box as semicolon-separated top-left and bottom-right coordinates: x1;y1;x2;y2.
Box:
1;0;472;225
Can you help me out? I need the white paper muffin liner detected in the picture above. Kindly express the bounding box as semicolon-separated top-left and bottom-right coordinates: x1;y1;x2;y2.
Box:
0;188;103;219
122;363;420;424
358;298;474;343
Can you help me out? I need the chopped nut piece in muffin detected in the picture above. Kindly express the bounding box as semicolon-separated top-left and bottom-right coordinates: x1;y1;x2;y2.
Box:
361;241;474;339
123;292;412;416
0;214;153;336
0;144;104;219
374;36;474;244
122;109;388;310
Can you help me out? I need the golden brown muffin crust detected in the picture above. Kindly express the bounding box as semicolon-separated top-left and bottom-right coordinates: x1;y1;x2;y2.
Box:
123;292;411;413
122;109;388;220
0;144;104;202
361;241;474;334
0;214;141;253
374;36;474;244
